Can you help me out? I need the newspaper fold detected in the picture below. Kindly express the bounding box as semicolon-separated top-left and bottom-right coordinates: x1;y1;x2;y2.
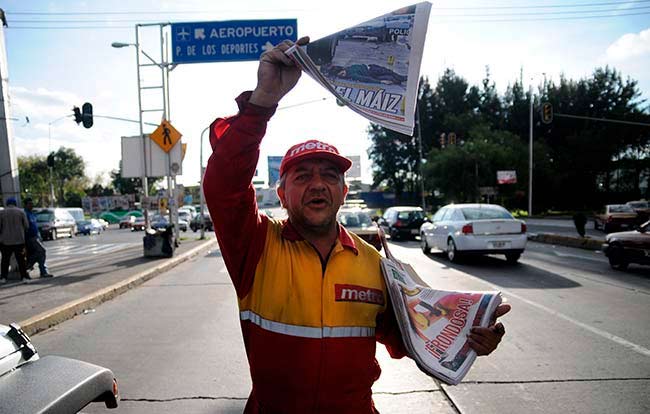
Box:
285;2;432;135
379;229;502;385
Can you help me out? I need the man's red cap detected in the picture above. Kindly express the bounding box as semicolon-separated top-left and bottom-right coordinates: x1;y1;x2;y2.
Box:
279;139;352;177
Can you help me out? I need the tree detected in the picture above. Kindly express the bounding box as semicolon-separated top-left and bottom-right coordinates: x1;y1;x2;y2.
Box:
48;147;87;206
18;155;50;206
110;169;162;195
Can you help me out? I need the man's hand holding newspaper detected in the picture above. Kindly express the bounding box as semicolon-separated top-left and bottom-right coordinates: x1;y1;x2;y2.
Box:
379;229;510;385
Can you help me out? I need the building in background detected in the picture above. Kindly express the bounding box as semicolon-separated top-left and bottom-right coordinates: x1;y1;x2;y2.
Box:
0;16;21;206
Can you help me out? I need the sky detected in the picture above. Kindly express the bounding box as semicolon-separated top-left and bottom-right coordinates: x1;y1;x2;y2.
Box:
3;0;650;189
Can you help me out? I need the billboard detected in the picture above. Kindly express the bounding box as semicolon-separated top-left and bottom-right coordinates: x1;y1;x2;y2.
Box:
497;170;517;184
267;156;283;187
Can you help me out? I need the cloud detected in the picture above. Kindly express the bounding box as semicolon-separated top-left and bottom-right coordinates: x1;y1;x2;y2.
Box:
606;28;650;60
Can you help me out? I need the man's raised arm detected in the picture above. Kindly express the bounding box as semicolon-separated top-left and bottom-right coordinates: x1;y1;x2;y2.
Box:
202;37;309;298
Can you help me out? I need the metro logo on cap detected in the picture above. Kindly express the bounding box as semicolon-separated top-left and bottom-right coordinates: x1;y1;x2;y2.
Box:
279;139;352;177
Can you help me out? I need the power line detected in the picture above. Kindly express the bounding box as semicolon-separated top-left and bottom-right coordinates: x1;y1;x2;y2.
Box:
11;5;650;23
9;10;650;30
431;10;650;23
6;0;650;15
434;0;650;9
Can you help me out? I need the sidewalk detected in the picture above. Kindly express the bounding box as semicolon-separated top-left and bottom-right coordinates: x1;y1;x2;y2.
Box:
0;236;217;336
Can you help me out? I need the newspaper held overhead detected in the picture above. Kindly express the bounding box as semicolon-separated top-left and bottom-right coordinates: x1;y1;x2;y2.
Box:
379;230;503;385
285;2;432;136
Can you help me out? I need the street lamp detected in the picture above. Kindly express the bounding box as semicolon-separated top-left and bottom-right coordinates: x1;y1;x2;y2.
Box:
112;39;149;228
199;125;210;240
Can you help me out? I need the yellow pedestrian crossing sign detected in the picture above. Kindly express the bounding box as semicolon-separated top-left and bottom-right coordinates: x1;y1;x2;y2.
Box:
151;120;182;153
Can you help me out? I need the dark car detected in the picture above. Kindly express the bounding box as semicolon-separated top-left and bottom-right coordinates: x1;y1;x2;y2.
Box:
190;213;213;232
76;219;103;235
594;204;637;233
378;206;426;241
602;221;650;270
626;200;650;224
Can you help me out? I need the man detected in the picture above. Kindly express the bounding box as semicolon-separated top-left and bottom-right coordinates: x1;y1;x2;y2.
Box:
203;37;510;413
24;198;53;278
0;197;30;282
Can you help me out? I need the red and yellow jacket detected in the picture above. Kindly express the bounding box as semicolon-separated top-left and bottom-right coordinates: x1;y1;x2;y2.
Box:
204;92;407;413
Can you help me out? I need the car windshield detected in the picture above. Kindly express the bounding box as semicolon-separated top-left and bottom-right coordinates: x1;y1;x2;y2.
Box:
609;205;634;213
397;210;424;220
461;206;513;220
339;211;373;227
36;213;54;222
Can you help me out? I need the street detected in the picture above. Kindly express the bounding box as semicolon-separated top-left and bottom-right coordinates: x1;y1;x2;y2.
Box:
31;238;650;413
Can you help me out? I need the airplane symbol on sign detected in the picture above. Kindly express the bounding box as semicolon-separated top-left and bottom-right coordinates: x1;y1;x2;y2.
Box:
262;41;274;52
176;28;190;41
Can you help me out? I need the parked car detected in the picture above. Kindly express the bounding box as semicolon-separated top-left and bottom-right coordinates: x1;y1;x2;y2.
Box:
602;221;650;270
594;204;638;233
378;206;426;240
626;200;650;224
131;216;146;231
119;215;136;229
337;208;381;251
35;208;76;240
419;203;527;264
0;323;119;413
76;219;103;235
190;213;213;232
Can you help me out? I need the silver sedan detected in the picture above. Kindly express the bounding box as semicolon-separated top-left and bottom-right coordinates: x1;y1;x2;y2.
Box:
420;203;527;264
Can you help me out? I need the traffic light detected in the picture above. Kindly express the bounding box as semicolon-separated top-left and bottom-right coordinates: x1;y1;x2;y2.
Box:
81;102;93;128
72;103;93;128
46;153;55;168
72;106;82;124
448;132;456;145
541;102;553;124
439;133;446;148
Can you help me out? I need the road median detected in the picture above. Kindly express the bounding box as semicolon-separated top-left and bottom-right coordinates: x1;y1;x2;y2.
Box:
528;233;603;251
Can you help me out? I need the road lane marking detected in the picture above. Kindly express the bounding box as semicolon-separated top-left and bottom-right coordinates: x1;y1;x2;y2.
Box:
500;289;650;357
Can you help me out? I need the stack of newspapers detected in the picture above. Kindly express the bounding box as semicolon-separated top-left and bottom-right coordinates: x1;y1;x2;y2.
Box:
379;236;502;385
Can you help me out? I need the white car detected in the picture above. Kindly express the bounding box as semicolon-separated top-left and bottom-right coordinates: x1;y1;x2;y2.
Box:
419;203;527;264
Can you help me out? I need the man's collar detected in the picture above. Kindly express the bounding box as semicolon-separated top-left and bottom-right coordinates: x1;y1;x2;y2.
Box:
281;219;359;255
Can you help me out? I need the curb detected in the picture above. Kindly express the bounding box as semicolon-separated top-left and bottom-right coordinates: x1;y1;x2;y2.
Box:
528;233;603;251
19;238;218;336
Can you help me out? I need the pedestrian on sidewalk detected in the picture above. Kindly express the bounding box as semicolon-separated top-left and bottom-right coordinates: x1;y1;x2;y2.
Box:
203;38;511;413
573;212;587;238
0;197;30;283
24;198;53;278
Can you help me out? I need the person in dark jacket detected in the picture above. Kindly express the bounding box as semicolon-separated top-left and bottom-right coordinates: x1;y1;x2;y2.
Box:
24;198;53;278
203;37;511;413
0;197;30;282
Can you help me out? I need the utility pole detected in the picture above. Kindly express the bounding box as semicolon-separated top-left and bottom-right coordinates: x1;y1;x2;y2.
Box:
416;104;426;212
528;82;533;217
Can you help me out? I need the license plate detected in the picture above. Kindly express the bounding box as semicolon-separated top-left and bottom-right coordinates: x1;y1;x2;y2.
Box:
411;229;419;235
489;241;507;249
